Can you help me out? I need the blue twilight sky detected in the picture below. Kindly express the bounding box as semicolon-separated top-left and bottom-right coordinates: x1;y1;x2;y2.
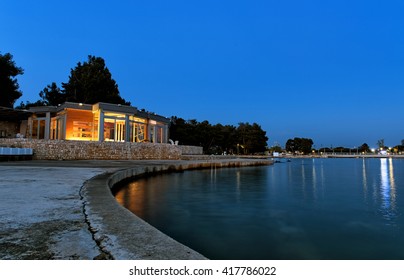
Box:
1;0;403;148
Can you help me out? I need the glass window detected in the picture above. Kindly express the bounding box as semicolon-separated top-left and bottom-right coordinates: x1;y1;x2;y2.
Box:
103;118;126;142
31;119;46;139
50;118;57;140
38;120;45;139
93;113;99;141
64;109;93;141
130;122;146;142
116;120;126;142
31;119;38;139
104;119;115;141
156;126;163;143
149;126;155;143
71;121;93;139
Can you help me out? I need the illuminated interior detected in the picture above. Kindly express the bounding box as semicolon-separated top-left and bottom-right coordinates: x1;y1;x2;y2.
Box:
65;109;93;141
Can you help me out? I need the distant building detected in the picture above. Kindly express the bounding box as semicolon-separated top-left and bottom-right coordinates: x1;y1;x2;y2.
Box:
1;102;171;143
379;150;388;156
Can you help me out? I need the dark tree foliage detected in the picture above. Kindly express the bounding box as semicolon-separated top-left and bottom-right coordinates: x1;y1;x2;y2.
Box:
170;117;267;154
62;55;130;105
394;145;404;152
377;139;385;149
15;100;47;109
285;139;295;153
39;82;65;106
237;122;268;154
359;143;370;153
285;137;314;154
0;52;24;108
333;147;350;153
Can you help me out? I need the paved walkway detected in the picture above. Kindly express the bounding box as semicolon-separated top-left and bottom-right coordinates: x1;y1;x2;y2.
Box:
0;159;272;260
0;160;173;259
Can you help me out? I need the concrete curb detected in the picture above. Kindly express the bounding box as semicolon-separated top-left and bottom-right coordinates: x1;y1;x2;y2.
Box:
81;159;273;260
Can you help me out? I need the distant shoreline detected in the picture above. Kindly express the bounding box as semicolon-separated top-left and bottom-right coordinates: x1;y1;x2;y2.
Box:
280;154;404;159
234;154;404;159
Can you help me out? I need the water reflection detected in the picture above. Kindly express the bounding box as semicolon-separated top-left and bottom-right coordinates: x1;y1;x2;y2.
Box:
115;159;404;259
210;166;217;185
312;159;317;199
362;159;368;200
389;158;396;202
297;159;325;202
379;158;397;224
301;162;306;189
236;170;241;199
115;181;149;219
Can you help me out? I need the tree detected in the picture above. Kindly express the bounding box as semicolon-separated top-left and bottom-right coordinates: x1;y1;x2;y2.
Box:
215;124;237;154
236;122;268;154
359;143;370;153
269;144;283;153
62;55;130;105
169;118;267;154
39;82;65;106
285;137;313;154
377;139;387;150
301;138;314;154
15;100;47;109
394;143;404;153
285;139;296;153
0;52;24;108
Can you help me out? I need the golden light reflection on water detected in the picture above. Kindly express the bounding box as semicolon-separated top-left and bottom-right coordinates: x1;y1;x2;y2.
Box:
115;181;149;219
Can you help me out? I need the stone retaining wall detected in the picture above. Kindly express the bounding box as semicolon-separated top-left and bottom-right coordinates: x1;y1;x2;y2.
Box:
0;139;203;160
0;121;19;138
176;145;203;155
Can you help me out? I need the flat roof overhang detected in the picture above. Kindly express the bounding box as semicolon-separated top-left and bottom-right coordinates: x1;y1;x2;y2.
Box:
0;106;32;121
93;102;138;114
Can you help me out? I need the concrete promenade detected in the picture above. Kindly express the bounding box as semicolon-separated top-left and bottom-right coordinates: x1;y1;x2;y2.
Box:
0;158;272;260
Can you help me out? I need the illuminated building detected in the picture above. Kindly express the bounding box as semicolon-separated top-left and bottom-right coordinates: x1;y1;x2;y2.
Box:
27;102;170;143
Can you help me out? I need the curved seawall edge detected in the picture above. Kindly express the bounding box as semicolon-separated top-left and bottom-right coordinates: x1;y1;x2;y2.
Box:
81;159;273;260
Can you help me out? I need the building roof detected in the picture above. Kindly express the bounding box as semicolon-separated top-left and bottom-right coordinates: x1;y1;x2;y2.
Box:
136;110;171;123
60;102;93;111
28;106;58;113
93;102;137;114
18;101;171;124
0;106;32;121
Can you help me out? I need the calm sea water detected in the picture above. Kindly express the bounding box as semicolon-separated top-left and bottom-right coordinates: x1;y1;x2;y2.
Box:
114;158;404;259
